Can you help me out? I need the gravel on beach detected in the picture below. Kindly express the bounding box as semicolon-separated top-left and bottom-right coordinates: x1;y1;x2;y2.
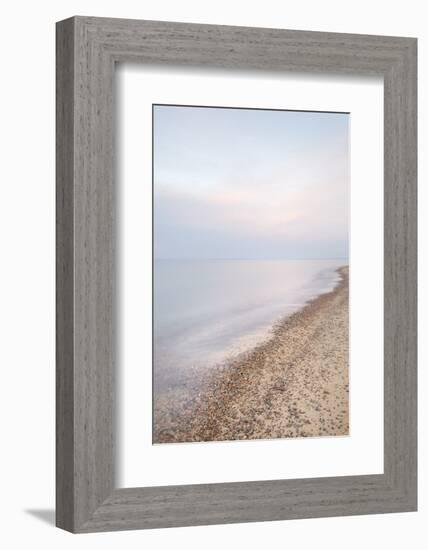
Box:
154;266;349;443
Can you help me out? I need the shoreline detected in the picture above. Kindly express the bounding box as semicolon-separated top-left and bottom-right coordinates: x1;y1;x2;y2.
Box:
154;266;349;443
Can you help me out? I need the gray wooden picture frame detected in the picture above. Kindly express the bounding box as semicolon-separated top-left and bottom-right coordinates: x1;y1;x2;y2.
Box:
56;16;417;533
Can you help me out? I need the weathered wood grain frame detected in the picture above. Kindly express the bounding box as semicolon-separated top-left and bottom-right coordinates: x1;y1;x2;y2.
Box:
56;16;417;533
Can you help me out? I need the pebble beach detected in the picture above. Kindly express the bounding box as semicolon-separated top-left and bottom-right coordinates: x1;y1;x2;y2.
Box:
154;266;349;443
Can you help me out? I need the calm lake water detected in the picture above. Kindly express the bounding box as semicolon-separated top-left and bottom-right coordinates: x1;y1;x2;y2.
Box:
154;259;346;393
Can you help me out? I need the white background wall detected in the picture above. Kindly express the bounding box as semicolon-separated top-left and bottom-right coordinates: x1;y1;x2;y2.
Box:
0;1;424;548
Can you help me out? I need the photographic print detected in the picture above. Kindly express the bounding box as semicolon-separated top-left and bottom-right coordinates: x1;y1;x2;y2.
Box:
153;104;349;444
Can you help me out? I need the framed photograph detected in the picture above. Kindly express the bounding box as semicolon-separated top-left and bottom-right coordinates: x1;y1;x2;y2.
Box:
151;104;351;446
56;16;417;532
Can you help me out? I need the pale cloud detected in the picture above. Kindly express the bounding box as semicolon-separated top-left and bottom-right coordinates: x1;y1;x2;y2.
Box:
154;105;349;260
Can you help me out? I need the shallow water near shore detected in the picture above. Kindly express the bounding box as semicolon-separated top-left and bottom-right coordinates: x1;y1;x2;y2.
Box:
154;259;346;395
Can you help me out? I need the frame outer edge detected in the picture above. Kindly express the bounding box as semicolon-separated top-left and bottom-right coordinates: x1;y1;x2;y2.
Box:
56;16;76;532
383;38;417;510
401;37;417;508
72;16;116;531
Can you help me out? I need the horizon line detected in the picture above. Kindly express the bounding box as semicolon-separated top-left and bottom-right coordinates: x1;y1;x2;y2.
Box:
154;257;349;261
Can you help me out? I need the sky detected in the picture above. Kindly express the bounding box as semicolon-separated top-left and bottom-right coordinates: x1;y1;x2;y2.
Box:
153;105;349;260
